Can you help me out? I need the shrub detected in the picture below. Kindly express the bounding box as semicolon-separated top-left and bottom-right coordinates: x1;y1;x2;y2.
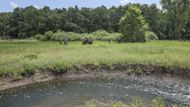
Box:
49;31;82;41
90;30;121;41
35;34;48;41
119;5;149;42
91;30;110;39
44;31;54;40
145;31;158;41
107;33;122;41
82;34;95;40
66;32;82;41
35;30;121;42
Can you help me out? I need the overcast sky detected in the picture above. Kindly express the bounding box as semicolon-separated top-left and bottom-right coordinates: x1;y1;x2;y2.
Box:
0;0;160;12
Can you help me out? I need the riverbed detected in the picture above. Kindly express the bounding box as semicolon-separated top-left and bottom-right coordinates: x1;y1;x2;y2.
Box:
0;73;190;107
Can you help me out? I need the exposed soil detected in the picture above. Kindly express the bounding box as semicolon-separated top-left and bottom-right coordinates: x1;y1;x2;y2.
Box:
0;64;190;91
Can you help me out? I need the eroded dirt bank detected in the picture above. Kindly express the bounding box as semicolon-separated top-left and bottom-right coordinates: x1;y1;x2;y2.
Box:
0;64;190;91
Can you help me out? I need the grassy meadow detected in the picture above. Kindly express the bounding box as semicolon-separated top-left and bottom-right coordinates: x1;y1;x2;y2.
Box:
0;40;190;76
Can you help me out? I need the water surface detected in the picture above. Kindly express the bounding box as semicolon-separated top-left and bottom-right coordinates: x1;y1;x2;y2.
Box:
0;76;190;107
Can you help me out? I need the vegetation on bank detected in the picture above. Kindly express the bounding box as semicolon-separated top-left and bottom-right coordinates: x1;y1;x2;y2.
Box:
0;0;190;40
35;30;122;41
119;5;149;42
34;30;157;42
0;40;190;77
84;97;188;107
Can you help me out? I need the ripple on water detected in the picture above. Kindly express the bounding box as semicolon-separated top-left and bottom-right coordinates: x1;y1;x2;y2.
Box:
0;77;190;107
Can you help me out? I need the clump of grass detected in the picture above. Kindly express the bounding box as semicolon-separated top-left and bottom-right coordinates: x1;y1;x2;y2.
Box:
152;97;165;107
24;54;38;60
134;67;143;74
131;97;145;107
112;101;126;107
84;100;97;107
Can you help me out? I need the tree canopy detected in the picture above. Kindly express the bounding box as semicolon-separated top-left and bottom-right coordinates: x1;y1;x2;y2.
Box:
119;5;149;42
0;2;190;40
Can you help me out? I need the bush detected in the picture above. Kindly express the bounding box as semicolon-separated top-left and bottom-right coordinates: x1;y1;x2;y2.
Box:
50;31;82;41
35;30;121;42
66;32;83;41
35;34;48;41
119;5;149;42
0;35;12;40
90;30;121;41
145;31;158;41
82;34;95;40
91;30;110;39
35;31;54;41
44;31;54;40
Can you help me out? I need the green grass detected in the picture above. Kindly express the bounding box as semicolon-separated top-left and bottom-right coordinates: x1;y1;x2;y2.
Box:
84;97;187;107
0;40;190;76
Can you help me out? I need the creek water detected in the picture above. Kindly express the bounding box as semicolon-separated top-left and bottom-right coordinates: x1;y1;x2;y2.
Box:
0;74;190;107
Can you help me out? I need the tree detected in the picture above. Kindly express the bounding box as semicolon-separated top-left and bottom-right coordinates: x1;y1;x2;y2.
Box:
18;6;39;38
161;0;190;39
119;5;149;42
184;6;190;40
0;13;12;39
141;4;161;38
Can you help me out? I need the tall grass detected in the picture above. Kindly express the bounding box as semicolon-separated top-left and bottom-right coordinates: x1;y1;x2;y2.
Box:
0;40;190;76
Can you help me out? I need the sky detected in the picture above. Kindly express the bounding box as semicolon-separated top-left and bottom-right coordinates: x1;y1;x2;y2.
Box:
0;0;160;12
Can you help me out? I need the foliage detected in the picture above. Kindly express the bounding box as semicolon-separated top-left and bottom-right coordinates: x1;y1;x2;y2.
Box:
0;3;189;40
112;102;126;107
91;30;110;37
35;34;48;41
35;30;121;41
35;31;83;41
44;31;54;40
161;0;190;39
119;5;149;42
131;97;145;107
52;31;83;41
145;31;158;41
152;97;165;107
90;30;122;41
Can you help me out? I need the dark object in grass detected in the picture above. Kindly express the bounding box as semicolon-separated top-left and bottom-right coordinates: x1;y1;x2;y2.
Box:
59;40;63;45
64;38;68;46
108;39;111;44
83;38;93;45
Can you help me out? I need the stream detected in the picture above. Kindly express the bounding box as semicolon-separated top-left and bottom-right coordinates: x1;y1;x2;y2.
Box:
0;74;190;107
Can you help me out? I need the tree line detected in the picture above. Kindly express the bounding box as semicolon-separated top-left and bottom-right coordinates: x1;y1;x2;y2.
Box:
0;0;190;40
